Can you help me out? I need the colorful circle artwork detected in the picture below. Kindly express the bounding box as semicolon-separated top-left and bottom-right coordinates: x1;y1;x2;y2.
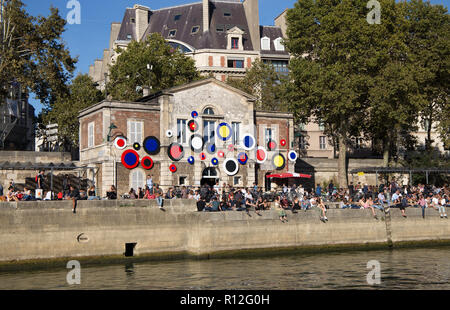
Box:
133;142;141;151
288;151;298;162
190;134;204;153
256;146;268;164
206;142;216;154
191;111;199;119
217;123;232;141
272;153;286;170
143;136;161;155
187;156;195;165
121;149;139;169
223;158;239;176
114;136;127;150
267;139;277;151
218;150;225;158
242;134;256;151
141;156;154;170
166;130;174;138
169;164;177;173
188;120;199;132
237;152;248;165
280;139;287;147
211;157;219;166
227;144;235;152
168;143;184;161
200;152;207;161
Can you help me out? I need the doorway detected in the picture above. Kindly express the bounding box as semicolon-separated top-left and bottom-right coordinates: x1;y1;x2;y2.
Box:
202;167;219;187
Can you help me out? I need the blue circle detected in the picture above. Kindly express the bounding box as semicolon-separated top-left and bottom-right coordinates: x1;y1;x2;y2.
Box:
188;156;195;165
191;111;199;119
211;158;219;166
124;152;138;166
244;136;255;148
143;136;160;155
237;152;248;165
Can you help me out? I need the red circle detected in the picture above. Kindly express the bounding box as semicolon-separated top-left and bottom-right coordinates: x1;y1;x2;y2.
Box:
228;144;234;151
269;141;276;150
141;156;154;170
169;164;177;173
121;150;139;169
257;149;265;161
170;145;183;158
280;139;287;146
200;153;206;160
218;150;225;158
117;139;125;148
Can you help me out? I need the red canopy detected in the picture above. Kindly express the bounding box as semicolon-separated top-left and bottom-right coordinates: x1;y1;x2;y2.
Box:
266;173;312;179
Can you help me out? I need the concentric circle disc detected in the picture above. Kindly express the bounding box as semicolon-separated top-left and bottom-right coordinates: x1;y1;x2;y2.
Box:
242;134;256;151
288;151;298;162
143;136;161;155
190;134;204;153
223;158;239;176
280;139;287;147
169;164;177;173
191;111;199;119
200;152;207;161
141;156;154;170
256;146;267;164
218;150;225;158
188;120;199;132
237;152;248;165
187;156;195;165
114;136;127;150
267;139;277;151
211;157;219;166
168;143;185;161
272;153;286;170
121;149;139;169
166;130;174;138
133;142;141;151
206;142;216;154
217;123;232;141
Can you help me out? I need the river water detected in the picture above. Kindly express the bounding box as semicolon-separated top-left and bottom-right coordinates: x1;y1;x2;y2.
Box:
0;247;449;290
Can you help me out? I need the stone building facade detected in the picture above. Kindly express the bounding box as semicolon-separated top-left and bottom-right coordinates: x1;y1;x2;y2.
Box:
78;78;295;196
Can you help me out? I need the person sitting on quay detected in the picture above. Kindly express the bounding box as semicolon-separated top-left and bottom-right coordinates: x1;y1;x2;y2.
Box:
106;185;117;200
128;188;138;199
69;185;80;214
316;197;328;222
87;185;100;200
273;196;287;223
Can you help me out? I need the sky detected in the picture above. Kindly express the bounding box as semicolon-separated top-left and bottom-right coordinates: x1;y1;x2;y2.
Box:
22;0;449;115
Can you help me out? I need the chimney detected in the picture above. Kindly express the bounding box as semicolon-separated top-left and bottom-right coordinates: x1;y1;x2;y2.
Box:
134;5;150;42
203;0;210;32
243;0;260;51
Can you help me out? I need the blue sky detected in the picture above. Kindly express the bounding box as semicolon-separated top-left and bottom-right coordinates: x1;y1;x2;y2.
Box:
23;0;449;115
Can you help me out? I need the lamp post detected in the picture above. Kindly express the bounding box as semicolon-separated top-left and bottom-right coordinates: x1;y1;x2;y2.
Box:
107;123;118;142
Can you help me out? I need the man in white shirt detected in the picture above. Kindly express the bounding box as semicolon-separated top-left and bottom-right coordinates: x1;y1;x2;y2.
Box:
438;195;448;219
146;175;153;193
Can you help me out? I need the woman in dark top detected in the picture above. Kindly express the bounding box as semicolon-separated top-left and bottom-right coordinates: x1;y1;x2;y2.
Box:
106;185;117;200
292;197;301;213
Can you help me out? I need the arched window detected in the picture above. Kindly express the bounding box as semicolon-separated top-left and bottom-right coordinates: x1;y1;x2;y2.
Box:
261;37;270;50
274;37;285;51
203;107;215;115
130;169;145;191
168;41;193;53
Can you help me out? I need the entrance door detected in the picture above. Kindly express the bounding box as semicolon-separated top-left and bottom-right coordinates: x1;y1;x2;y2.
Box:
202;167;218;187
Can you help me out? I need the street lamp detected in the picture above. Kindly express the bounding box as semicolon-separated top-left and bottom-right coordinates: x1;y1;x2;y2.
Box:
107;123;118;142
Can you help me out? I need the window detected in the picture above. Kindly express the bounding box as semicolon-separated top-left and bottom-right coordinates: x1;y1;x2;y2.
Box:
203;107;215;115
319;136;327;150
263;59;289;75
174;14;181;21
177;119;187;144
234;176;241;186
168;30;177;37
274;37;285;51
265;128;273;144
261;37;270;50
232;122;240;145
203;120;216;144
224;12;232;17
128;120;143;145
179;176;187;186
130;170;144;191
191;26;200;34
88;122;94;148
126;34;132;40
131;18;135;23
299;136;306;150
231;37;239;49
216;27;224;32
227;59;244;68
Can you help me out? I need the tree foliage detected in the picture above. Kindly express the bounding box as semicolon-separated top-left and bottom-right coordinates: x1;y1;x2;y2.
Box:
0;0;77;105
44;74;104;148
108;33;201;101
226;59;289;111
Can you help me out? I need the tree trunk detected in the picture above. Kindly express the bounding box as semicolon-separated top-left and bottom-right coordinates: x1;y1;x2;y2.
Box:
382;138;389;167
338;134;348;188
426;115;432;151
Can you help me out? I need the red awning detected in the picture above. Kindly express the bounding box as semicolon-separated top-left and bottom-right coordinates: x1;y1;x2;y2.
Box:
266;173;312;179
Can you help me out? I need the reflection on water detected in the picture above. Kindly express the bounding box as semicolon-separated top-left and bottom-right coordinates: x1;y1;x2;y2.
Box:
0;247;449;290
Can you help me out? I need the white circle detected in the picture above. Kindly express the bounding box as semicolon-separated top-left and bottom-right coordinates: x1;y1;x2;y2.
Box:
113;136;127;150
191;136;204;152
256;146;268;164
166;130;173;138
241;134;256;151
223;158;239;176
288;151;298;162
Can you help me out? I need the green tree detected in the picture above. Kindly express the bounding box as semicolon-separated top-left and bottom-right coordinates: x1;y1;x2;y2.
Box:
284;0;379;187
108;33;200;101
226;59;288;111
402;0;449;151
0;0;77;105
44;74;104;149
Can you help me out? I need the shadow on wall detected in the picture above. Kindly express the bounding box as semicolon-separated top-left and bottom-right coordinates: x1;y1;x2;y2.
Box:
22;174;91;192
294;158;316;192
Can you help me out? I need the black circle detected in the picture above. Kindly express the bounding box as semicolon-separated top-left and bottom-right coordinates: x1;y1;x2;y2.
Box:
226;160;237;172
143;136;161;155
133;142;141;151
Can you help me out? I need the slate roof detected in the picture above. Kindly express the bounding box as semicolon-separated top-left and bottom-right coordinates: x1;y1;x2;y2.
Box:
117;9;137;41
259;26;289;56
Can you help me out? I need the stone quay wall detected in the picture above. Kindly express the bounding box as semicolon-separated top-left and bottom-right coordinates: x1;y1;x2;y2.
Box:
0;200;449;267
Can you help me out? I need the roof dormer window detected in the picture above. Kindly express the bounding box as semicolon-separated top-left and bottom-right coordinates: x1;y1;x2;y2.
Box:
174;14;181;21
191;26;200;34
168;30;177;37
261;37;270;50
274;37;285;51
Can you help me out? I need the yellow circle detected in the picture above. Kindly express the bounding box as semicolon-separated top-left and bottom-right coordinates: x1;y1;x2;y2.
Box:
219;126;230;138
273;155;284;167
